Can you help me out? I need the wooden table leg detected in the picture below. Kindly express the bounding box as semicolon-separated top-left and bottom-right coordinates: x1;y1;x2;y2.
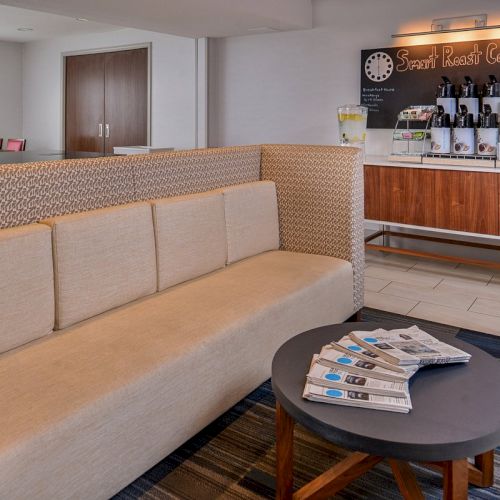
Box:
276;402;295;500
443;459;469;500
293;452;382;500
422;449;495;488
473;450;494;487
388;460;424;500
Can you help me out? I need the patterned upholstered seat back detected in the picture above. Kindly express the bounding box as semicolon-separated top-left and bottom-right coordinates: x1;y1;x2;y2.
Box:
260;144;364;310
0;144;363;311
0;146;261;230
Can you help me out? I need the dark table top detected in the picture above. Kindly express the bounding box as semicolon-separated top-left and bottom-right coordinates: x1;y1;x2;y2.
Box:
272;322;500;462
0;151;104;165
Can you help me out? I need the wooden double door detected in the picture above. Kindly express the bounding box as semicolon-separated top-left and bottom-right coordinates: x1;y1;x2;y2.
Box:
65;48;148;155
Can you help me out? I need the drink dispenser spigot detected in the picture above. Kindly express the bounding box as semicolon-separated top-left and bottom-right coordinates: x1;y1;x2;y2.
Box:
452;104;475;154
482;75;500;115
458;76;479;121
430;105;451;154
436;76;457;121
477;104;499;156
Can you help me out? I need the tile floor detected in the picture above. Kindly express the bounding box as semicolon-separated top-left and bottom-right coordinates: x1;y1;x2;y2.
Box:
364;250;500;336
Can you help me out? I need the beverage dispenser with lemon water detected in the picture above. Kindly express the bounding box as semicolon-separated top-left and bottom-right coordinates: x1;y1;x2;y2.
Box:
337;105;368;149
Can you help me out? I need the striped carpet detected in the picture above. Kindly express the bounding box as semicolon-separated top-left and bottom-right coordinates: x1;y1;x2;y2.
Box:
114;308;500;499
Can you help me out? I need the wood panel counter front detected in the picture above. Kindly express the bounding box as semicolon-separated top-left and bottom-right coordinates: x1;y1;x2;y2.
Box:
364;163;500;236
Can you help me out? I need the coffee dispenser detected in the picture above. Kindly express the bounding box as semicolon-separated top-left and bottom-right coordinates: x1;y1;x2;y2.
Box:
458;76;479;121
482;75;500;115
430;105;451;154
452;105;475;154
436;76;457;121
476;104;498;156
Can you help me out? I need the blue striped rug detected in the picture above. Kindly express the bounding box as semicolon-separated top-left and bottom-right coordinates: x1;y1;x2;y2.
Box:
115;308;500;499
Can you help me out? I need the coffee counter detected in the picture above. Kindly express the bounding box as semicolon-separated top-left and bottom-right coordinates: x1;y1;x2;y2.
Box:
365;155;500;174
364;155;500;237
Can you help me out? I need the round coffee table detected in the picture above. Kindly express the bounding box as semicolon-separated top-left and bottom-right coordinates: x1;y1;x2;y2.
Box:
272;322;500;500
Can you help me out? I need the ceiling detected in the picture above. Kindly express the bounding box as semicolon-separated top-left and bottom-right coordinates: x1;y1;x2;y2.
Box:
0;5;120;42
0;0;313;39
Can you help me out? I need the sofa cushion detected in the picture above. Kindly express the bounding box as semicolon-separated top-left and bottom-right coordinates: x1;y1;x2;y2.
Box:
42;203;157;330
0;224;54;354
0;250;353;500
152;191;227;290
221;181;280;264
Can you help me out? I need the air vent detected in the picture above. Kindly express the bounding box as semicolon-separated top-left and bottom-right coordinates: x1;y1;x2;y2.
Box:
247;27;281;33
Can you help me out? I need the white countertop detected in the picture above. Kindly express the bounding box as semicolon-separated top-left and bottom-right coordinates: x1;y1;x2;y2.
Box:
364;155;500;174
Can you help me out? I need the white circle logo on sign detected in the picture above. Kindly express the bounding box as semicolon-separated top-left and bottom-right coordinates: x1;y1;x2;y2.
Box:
365;51;394;82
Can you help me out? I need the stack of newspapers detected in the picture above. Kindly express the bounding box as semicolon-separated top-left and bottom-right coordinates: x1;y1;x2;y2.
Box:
303;325;471;413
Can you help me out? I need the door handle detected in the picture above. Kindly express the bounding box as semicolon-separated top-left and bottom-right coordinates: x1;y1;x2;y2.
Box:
98;123;103;137
105;124;110;138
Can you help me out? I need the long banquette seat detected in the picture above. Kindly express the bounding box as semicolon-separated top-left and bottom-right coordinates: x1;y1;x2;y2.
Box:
0;145;364;499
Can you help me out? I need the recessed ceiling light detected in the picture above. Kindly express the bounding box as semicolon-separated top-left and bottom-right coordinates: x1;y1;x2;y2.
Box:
17;27;33;32
75;17;89;22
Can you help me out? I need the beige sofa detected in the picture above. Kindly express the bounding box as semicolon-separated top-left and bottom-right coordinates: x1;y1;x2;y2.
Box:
0;145;363;499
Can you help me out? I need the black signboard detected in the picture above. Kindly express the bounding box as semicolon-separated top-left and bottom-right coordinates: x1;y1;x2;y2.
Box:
361;38;500;128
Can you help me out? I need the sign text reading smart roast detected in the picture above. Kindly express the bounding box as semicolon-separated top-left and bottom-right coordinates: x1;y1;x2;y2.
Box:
361;39;500;128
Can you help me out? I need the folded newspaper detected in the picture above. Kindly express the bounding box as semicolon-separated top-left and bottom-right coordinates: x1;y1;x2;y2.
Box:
330;335;408;374
348;326;471;366
307;355;409;398
302;326;471;413
303;382;412;413
317;345;419;382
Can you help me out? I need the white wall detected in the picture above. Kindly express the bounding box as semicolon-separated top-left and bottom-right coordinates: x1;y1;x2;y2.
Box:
0;41;23;142
209;0;500;154
22;28;204;150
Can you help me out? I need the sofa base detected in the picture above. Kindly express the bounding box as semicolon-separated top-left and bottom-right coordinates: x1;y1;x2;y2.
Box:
345;310;362;322
0;250;354;500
